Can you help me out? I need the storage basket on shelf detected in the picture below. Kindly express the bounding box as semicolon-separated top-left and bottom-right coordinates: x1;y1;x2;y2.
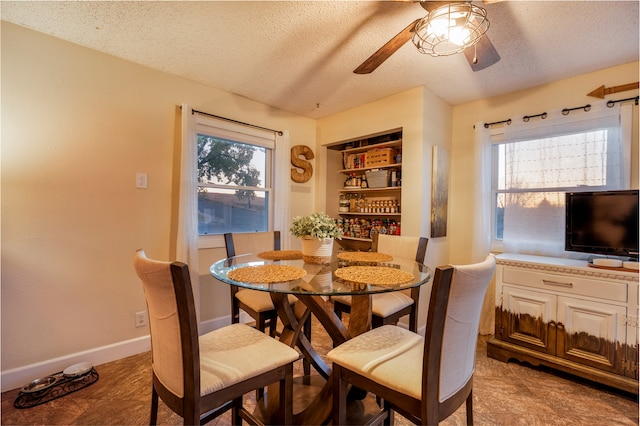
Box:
365;170;391;188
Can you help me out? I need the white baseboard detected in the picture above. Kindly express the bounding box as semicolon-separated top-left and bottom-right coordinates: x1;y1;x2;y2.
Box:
1;335;151;393
199;315;232;334
1;315;232;393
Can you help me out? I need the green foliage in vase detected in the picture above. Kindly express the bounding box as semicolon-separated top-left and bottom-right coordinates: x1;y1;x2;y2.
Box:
290;212;343;240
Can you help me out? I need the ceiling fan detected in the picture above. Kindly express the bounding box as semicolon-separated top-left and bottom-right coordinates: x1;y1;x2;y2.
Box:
354;1;501;74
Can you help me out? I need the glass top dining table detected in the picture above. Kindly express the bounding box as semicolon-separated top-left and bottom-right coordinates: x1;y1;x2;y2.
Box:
210;252;431;296
210;251;432;425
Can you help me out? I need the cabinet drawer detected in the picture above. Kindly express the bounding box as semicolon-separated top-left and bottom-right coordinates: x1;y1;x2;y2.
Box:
502;267;627;303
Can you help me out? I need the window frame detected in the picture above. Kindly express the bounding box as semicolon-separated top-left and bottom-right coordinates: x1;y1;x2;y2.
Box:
194;115;276;248
488;104;632;254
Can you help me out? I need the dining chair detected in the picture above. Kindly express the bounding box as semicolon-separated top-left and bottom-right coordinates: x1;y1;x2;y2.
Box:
328;254;496;426
224;231;311;377
224;231;294;336
133;249;299;425
333;233;428;331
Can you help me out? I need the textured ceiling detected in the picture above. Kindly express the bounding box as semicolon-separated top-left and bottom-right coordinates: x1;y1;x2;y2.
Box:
1;1;638;119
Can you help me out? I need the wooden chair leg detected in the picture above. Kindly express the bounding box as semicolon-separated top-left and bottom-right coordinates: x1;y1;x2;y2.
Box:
383;400;393;426
183;400;198;426
466;389;474;425
255;316;268;401
232;397;243;426
268;316;277;337
332;365;348;426
150;386;159;426
279;364;294;425
409;308;417;332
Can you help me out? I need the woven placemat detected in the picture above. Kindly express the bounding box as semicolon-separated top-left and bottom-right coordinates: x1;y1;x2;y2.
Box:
228;265;306;283
337;251;393;262
257;250;303;260
335;266;413;286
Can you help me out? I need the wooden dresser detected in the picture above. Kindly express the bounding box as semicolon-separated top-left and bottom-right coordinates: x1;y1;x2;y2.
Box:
487;253;639;394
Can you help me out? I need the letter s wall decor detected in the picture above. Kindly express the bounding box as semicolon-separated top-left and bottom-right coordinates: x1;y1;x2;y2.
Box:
290;145;314;183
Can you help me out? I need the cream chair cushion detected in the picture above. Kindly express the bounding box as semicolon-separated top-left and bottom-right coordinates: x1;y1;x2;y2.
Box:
331;292;413;316
327;325;423;399
236;289;297;312
198;323;299;395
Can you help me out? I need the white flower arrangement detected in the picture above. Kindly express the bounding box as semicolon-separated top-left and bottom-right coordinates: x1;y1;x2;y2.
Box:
290;212;343;240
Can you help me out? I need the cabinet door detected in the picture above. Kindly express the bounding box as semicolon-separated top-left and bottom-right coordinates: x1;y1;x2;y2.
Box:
557;296;626;375
502;285;557;355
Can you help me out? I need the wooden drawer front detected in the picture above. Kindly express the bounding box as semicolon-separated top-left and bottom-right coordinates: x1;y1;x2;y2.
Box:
502;267;627;303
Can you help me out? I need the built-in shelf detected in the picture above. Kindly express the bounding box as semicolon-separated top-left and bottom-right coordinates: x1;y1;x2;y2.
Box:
341;236;372;243
339;186;401;193
339;163;402;174
327;129;403;251
339;212;401;217
340;140;402;155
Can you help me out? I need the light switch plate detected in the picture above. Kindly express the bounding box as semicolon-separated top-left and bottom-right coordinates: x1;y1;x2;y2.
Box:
136;173;148;189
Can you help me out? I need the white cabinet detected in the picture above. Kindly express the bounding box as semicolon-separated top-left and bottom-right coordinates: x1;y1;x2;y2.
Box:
488;253;639;394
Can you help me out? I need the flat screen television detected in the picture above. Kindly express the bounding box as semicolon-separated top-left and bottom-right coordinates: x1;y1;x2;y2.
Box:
565;189;639;259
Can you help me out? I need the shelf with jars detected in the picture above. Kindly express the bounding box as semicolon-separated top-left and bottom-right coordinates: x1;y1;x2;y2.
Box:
327;129;404;251
338;194;400;215
335;217;401;241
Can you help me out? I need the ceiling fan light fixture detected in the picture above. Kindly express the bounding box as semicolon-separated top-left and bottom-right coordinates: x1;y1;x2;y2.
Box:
412;2;490;57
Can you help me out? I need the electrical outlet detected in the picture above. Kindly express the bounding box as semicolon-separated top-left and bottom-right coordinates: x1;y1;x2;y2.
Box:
135;311;148;327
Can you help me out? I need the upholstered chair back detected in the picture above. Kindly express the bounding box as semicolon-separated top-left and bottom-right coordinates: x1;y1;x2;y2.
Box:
438;254;496;402
225;231;281;257
133;250;190;398
375;233;426;263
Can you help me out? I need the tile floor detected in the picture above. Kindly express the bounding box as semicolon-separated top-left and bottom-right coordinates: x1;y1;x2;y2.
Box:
2;319;638;425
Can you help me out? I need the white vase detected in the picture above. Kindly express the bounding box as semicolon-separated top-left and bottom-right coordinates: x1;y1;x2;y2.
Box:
301;236;334;264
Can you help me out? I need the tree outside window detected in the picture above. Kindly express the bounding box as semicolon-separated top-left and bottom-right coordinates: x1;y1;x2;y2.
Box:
197;135;270;235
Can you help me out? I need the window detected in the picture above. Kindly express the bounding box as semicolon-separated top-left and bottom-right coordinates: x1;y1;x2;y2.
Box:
489;104;631;256
195;115;275;235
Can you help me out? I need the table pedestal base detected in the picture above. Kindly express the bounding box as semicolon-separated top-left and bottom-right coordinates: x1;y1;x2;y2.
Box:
256;376;383;425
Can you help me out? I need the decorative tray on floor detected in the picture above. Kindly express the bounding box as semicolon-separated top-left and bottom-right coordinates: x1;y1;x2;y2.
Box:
14;364;99;409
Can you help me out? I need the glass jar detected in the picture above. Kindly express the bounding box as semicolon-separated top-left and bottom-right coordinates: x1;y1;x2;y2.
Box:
338;195;350;212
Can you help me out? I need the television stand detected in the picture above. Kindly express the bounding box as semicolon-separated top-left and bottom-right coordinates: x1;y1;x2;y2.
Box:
487;253;639;395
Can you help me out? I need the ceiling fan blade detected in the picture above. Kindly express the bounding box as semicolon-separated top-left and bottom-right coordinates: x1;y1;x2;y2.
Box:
464;35;500;71
354;18;421;74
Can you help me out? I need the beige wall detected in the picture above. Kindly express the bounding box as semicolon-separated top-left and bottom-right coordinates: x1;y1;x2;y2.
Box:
449;61;640;264
1;22;315;383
